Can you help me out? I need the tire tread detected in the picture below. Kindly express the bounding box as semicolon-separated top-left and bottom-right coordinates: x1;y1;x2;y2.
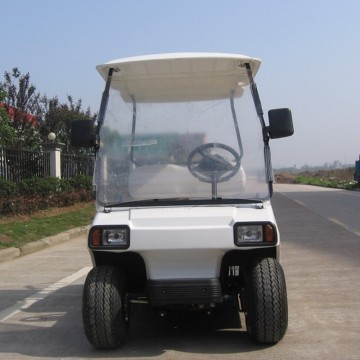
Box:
82;266;128;349
246;258;288;343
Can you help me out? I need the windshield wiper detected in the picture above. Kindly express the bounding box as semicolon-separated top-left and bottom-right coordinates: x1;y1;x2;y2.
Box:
105;198;189;210
104;198;264;210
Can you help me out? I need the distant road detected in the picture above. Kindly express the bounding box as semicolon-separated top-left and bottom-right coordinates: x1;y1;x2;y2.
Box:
274;183;360;237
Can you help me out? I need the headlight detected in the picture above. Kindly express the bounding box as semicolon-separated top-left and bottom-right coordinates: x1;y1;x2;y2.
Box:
234;222;277;246
89;226;130;249
237;225;263;242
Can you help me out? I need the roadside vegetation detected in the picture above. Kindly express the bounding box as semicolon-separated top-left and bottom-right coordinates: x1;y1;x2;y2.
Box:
275;167;359;190
0;175;93;216
0;201;94;249
0;175;95;250
0;68;97;251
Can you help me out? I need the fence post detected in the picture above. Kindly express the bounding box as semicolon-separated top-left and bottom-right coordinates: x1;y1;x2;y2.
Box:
42;143;63;178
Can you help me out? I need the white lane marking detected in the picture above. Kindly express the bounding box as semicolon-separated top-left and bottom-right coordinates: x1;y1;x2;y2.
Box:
329;218;360;237
294;200;305;206
329;217;346;227
0;266;91;323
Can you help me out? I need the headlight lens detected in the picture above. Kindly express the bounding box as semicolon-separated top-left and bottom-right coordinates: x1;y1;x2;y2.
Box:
237;225;263;242
103;229;128;246
234;223;276;246
90;226;130;249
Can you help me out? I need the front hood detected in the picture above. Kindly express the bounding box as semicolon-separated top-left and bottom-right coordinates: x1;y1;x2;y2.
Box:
129;206;236;229
92;202;274;230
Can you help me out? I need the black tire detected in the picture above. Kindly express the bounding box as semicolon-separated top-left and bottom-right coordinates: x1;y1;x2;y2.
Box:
82;266;129;349
245;258;288;344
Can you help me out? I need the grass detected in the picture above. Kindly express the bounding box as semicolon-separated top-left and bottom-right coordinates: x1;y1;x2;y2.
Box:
276;167;359;190
295;175;339;188
295;176;359;190
0;202;95;250
294;175;358;190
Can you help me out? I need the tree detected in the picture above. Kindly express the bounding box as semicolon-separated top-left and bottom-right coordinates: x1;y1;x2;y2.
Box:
0;68;42;150
0;88;16;147
40;95;97;155
1;67;97;154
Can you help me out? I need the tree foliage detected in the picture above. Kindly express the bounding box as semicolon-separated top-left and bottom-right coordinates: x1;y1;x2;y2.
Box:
0;67;97;153
0;88;16;147
40;95;96;154
1;68;42;149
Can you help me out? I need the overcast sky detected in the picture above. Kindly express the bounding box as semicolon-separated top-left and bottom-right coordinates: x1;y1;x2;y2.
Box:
1;0;359;168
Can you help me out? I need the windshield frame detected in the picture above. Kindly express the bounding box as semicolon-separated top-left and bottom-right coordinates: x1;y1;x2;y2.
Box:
94;58;272;209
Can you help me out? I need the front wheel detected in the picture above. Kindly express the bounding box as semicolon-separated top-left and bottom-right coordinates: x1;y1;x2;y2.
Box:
245;258;288;344
82;266;129;349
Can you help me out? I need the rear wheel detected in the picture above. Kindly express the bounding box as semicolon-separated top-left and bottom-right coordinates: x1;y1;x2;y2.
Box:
82;266;129;349
245;258;288;344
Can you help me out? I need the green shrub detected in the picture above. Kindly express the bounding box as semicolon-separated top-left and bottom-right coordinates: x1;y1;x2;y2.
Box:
17;177;61;196
0;178;16;196
68;175;93;190
0;175;93;216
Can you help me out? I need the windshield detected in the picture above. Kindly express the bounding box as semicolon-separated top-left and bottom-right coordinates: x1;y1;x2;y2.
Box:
94;84;269;208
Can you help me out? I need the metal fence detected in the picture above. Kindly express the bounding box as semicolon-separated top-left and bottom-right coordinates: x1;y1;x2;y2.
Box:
0;147;94;182
0;147;50;182
61;154;94;179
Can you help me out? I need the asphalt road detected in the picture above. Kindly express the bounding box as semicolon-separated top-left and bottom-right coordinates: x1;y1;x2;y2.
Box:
274;183;360;237
0;184;359;360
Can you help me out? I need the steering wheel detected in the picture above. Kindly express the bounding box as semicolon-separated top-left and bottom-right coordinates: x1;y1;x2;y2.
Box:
187;143;241;183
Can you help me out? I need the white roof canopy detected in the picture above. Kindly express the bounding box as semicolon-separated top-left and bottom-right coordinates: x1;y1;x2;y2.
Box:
96;53;261;103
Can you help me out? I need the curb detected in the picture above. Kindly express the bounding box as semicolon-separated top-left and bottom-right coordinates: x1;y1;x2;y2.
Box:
0;225;90;264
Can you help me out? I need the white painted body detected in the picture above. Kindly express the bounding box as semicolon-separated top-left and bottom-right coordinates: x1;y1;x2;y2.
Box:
91;201;279;279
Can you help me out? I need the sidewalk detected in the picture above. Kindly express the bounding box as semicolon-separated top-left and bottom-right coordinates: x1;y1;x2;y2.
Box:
0;225;90;264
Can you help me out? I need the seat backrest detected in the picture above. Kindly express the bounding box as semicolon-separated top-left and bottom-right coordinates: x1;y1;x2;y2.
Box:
128;164;246;200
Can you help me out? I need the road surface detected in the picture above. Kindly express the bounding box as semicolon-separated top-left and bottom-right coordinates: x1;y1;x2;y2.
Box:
0;184;359;359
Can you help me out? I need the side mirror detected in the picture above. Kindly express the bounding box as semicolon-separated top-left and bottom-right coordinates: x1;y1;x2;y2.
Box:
71;120;95;147
267;108;294;139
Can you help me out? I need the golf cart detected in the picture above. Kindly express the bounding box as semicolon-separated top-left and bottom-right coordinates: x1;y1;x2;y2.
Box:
72;53;294;349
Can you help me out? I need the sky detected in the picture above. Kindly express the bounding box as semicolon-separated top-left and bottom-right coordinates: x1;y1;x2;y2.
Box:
1;0;360;168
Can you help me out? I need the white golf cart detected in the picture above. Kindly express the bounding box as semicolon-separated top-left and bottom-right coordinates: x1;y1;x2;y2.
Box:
72;53;294;349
